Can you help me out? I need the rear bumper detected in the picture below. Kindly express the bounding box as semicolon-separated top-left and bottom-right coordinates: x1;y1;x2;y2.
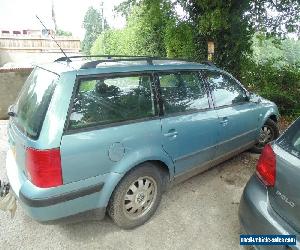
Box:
19;183;104;207
239;174;300;250
6;149;123;222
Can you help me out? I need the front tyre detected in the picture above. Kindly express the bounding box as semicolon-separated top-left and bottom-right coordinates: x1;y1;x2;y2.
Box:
107;163;163;229
252;118;279;153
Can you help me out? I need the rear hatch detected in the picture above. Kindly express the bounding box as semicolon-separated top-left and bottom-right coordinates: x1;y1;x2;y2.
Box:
8;67;59;176
269;118;300;232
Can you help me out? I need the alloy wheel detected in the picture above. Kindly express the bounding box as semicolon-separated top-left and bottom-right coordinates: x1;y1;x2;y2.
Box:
123;176;157;220
257;125;274;148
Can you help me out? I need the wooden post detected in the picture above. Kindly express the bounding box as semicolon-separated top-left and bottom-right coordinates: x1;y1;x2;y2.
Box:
207;41;214;61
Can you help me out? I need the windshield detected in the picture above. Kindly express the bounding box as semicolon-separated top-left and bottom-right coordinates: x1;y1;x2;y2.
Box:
14;67;58;139
277;118;300;159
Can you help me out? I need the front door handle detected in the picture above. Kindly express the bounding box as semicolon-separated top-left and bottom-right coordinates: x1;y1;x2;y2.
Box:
220;117;229;126
164;129;178;138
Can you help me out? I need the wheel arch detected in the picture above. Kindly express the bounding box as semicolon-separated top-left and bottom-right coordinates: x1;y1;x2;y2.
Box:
261;108;279;127
113;159;173;190
110;146;175;179
102;149;175;207
269;114;278;123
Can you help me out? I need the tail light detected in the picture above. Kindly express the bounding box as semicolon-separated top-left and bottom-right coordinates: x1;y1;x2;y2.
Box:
26;148;63;188
256;144;276;187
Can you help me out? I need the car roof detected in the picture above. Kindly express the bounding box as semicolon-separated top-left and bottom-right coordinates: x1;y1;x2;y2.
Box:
37;56;219;75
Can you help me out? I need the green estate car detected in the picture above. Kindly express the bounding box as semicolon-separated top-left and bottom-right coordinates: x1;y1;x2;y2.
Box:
2;55;279;228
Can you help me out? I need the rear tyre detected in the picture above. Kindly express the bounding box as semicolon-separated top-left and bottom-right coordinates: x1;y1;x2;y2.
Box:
252;118;279;153
107;163;163;229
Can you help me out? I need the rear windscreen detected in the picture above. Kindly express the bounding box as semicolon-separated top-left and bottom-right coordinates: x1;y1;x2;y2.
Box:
14;67;58;139
277;118;300;159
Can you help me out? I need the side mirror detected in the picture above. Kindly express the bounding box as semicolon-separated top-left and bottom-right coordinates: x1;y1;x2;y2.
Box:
247;92;262;104
245;91;251;102
256;97;262;104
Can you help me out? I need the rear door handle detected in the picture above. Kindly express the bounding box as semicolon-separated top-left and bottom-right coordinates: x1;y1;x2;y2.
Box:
220;117;229;126
164;129;178;138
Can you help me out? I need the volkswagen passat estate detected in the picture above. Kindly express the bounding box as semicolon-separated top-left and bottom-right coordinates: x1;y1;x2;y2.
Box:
239;117;300;249
5;56;279;229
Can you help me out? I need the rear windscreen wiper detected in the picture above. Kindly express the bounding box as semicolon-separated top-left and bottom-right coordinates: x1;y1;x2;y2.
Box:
7;105;17;117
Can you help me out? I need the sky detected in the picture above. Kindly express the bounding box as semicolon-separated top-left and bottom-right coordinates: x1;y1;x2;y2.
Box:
0;0;126;39
1;1;296;41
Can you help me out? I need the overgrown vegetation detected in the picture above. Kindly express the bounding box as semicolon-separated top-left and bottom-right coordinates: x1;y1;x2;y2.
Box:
82;6;107;54
241;60;300;118
92;0;176;57
239;34;300;118
83;0;300;118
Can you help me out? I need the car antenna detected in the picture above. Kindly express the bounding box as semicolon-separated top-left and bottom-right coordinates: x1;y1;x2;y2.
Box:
35;15;71;62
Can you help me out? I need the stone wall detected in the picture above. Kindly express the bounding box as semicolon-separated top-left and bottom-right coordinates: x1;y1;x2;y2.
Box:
0;51;82;67
0;68;32;119
0;51;64;67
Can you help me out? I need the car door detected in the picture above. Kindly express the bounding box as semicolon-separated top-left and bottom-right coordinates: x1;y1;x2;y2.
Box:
60;73;162;183
202;70;260;158
158;71;219;176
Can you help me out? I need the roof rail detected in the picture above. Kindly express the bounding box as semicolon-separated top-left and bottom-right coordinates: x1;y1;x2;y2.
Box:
201;60;216;67
80;57;158;69
54;54;217;69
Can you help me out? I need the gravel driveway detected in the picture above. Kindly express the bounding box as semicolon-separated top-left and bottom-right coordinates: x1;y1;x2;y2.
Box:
0;120;258;250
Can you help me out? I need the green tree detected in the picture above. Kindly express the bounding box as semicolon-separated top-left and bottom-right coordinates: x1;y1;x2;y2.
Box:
178;0;300;76
114;0;138;19
179;0;253;77
164;21;197;59
250;34;300;67
56;29;72;36
124;0;175;56
250;0;300;37
92;0;300;77
82;6;107;54
91;29;129;55
92;0;177;57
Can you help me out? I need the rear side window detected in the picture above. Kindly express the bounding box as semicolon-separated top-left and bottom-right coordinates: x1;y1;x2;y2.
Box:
69;74;156;129
277;118;300;159
14;67;58;139
158;71;209;114
204;71;248;107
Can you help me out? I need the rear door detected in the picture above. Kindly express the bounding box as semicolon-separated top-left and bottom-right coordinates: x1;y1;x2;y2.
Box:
269;118;300;232
202;70;260;157
60;73;162;183
158;71;219;176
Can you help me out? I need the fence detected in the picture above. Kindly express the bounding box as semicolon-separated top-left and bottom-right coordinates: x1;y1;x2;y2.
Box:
0;35;80;52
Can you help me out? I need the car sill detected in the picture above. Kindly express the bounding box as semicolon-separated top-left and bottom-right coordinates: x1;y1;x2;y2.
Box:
172;140;255;186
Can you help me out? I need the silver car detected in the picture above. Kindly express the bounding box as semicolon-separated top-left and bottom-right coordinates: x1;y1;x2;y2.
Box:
239;117;300;249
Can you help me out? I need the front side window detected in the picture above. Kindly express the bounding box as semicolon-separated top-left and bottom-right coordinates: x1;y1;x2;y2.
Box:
69;74;156;129
204;71;248;107
159;71;209;114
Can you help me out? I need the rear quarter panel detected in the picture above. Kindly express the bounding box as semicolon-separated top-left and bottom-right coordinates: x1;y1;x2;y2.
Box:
38;72;76;149
7;71;76;180
60;120;175;184
269;144;300;233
